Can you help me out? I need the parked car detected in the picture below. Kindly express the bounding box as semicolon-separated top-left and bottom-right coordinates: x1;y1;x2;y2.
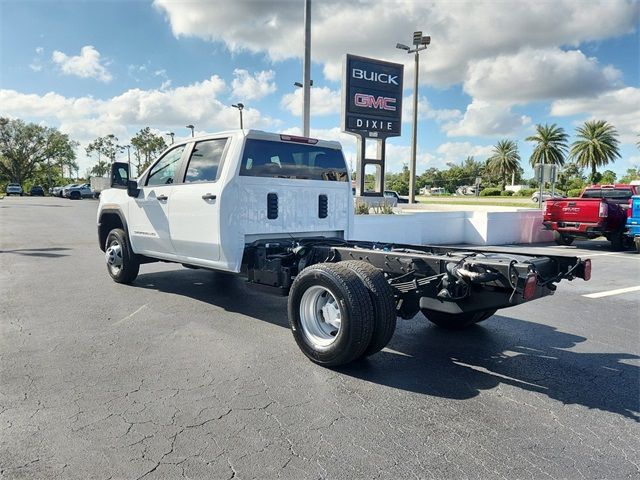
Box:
29;185;45;196
532;191;566;203
61;183;79;198
52;186;64;197
384;190;409;203
66;183;93;200
5;183;23;196
624;195;640;253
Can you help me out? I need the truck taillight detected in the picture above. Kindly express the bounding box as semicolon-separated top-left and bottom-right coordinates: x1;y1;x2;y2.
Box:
543;200;551;216
627;199;632;218
280;134;318;144
581;259;592;281
523;273;538;300
599;202;608;218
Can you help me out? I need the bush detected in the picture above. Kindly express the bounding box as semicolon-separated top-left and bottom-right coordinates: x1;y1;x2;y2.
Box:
500;190;514;196
516;188;536;197
479;188;502;197
354;201;369;215
568;188;583;197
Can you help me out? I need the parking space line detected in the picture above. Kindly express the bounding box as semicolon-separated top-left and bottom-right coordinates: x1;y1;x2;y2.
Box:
582;286;640;299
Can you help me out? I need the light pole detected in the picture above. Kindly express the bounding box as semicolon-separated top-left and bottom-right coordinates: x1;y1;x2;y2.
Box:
397;31;431;204
232;103;244;129
123;145;131;162
166;132;175;145
186;124;194;137
302;0;311;137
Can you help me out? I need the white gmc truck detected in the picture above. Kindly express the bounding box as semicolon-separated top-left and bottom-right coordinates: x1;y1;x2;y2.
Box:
98;130;591;367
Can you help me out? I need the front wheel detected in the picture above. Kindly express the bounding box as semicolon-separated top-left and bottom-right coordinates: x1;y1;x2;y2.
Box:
105;228;140;284
553;231;574;246
288;263;374;367
421;309;497;330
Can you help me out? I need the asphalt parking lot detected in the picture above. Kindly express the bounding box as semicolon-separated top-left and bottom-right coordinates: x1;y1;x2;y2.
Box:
1;196;638;479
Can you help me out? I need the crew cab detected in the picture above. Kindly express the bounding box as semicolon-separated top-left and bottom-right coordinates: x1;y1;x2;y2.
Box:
542;184;638;249
97;130;590;367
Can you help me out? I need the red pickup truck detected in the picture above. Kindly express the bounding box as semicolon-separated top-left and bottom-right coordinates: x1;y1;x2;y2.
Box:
543;184;638;249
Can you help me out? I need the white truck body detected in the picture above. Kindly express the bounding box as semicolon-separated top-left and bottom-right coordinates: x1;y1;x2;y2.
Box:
99;130;353;272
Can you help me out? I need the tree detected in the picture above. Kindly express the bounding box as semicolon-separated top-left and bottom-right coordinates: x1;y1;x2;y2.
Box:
619;167;640;184
556;161;586;193
130;127;167;175
90;159;110;177
486;139;521;190
569;120;620;183
0;117;77;185
86;134;119;163
600;170;617;185
526;123;568;167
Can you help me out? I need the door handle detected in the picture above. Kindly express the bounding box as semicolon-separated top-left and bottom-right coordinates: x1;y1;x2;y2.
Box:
156;194;168;201
202;193;217;200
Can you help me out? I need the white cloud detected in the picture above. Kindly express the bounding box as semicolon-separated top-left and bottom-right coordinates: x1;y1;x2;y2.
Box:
281;86;341;116
442;101;531;138
436;142;493;164
402;95;462;123
0;76;282;173
153;0;638;87
51;45;113;82
464;48;621;103
550;86;640;143
231;69;277;100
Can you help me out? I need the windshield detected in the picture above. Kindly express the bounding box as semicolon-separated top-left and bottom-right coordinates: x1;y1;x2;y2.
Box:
239;139;348;181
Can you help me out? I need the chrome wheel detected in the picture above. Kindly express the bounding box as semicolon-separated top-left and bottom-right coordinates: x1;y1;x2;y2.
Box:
105;240;123;275
299;286;342;347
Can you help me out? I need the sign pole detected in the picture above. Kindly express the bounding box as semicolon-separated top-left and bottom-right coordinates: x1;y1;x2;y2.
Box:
302;0;311;137
409;49;419;204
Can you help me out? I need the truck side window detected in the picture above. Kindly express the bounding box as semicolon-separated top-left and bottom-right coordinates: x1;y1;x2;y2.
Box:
184;138;228;183
146;146;185;186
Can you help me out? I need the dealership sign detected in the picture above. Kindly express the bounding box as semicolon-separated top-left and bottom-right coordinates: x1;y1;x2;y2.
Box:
342;54;404;138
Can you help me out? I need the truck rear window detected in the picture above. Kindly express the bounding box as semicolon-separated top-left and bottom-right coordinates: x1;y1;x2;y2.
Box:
582;189;633;200
239;139;348;181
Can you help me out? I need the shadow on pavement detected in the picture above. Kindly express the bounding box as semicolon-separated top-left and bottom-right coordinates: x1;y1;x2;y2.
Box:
0;247;71;258
340;316;639;421
135;268;639;421
136;268;289;328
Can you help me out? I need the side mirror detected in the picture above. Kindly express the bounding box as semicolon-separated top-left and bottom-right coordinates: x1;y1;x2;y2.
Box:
126;180;140;198
110;162;130;188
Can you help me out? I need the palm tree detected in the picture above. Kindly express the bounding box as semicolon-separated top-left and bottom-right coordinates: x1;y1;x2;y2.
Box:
569;120;620;183
526;123;569;167
487;139;521;190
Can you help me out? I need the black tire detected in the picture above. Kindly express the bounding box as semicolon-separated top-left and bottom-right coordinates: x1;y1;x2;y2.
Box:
288;263;374;367
341;261;397;357
104;228;140;284
70;191;81;200
610;230;624;250
553;231;574;246
421;308;497;330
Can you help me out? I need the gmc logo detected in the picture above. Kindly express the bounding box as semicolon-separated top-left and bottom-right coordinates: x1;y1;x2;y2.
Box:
352;68;399;85
354;93;397;111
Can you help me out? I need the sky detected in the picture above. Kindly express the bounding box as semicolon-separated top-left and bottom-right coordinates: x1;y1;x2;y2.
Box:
0;0;639;179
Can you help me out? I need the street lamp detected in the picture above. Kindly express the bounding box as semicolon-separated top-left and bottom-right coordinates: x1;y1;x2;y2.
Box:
186;124;194;137
120;144;131;162
165;132;175;145
396;31;431;204
232;103;244;129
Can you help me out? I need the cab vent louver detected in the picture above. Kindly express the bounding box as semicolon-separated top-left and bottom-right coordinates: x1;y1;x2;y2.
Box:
319;194;328;219
267;193;278;219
